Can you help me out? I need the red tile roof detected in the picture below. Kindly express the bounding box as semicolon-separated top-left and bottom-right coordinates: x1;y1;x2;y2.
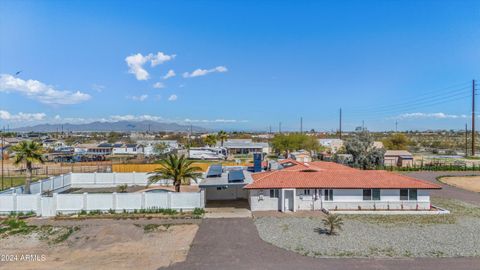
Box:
245;160;441;190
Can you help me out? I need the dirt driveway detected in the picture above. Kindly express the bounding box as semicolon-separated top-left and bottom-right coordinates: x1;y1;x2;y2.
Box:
438;176;480;192
0;219;199;270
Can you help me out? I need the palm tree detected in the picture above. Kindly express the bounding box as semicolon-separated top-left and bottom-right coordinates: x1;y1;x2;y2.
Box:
217;130;228;147
148;154;202;192
204;134;217;147
322;214;343;235
11;141;45;194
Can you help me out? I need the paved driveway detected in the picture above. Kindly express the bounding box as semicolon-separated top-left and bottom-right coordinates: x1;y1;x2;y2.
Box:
403;171;480;205
164;171;480;270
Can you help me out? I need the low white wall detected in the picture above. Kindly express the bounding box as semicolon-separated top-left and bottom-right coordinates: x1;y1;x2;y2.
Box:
249;189;280;211
0;191;204;217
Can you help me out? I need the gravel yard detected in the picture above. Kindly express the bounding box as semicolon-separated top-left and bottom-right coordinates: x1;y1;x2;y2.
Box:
255;197;480;258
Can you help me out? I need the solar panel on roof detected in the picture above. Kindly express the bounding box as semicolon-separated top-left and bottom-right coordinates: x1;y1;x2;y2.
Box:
228;170;245;183
206;164;223;178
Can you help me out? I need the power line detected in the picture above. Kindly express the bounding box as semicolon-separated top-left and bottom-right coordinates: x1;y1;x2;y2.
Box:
350;87;470;114
348;81;471;111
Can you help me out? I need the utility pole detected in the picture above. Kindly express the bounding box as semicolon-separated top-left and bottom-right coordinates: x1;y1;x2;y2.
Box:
362;120;365;131
472;79;476;156
339;108;342;140
279;122;282;134
269;125;272;135
1;126;4;191
466;123;469;157
395;121;398;132
300;117;303;133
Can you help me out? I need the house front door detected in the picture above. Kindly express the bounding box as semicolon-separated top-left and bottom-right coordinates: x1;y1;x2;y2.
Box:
283;190;294;211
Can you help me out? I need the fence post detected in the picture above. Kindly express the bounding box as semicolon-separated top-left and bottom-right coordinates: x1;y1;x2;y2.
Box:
12;193;17;213
167;192;172;209
112;192;117;211
94;172;97;185
141;192;146;209
36;194;42;217
52;193;58;216
83;192;88;211
39;180;43;194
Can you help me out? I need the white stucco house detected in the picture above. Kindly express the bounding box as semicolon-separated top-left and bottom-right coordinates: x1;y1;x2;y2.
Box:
244;160;441;212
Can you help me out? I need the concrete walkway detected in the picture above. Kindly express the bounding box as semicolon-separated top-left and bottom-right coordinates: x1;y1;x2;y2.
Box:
204;199;252;218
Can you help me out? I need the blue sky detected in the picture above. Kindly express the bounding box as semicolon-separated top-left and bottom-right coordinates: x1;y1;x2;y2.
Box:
0;0;479;131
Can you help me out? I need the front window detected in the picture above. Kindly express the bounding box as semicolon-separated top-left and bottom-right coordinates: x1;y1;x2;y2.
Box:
303;189;311;196
409;189;417;200
372;189;381;201
363;189;372;200
269;189;279;198
324;189;333;201
400;189;409;200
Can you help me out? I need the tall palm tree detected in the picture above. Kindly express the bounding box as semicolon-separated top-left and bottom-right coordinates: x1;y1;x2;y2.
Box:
322;214;343;235
148;154;202;192
11;141;45;194
217;130;228;147
204;134;217;147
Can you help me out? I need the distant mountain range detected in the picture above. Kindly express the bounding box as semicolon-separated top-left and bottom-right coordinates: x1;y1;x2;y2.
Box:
11;120;207;133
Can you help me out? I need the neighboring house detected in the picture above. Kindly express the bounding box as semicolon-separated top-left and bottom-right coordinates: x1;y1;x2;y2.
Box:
244;159;440;212
220;139;270;155
290;150;312;162
112;143;144;155
74;143;116;156
318;139;343;153
137;140;179;156
384;150;414;167
199;164;253;201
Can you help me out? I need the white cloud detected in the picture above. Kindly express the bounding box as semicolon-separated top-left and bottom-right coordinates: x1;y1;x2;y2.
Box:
183;118;248;123
0;110;46;121
125;52;175;80
163;69;176;80
0;74;91;105
183;66;228;78
150;52;176;67
153;82;165;89
168;94;178;101
110;114;165;122
394;112;468;120
128;94;149;101
91;84;105;92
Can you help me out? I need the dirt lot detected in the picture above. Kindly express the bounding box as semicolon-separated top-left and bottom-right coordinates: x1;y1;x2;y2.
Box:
439;176;480;193
0;219;198;270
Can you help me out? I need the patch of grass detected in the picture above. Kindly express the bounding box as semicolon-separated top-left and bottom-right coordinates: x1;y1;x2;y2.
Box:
38;225;80;244
0;218;37;237
431;197;480;218
0;177;43;191
50;226;80;244
192;208;205;218
139;223;172;233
